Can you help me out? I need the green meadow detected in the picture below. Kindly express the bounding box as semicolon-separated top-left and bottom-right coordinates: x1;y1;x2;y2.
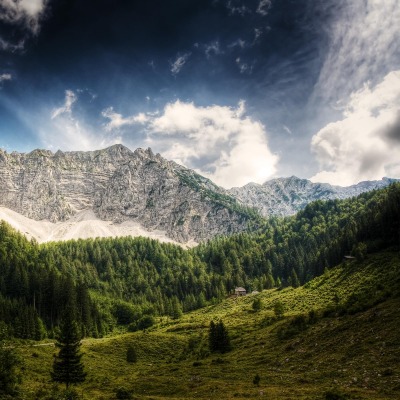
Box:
15;248;400;399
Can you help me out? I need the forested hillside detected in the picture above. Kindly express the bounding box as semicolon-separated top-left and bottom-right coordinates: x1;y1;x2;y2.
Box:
0;184;399;340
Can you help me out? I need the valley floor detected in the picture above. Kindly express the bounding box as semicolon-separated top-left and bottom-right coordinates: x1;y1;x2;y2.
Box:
14;249;400;399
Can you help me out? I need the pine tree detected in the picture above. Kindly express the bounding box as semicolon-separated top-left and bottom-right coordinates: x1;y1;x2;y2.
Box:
208;320;231;353
216;320;231;353
51;309;86;389
126;345;137;363
289;268;301;288
170;296;182;319
208;320;217;352
0;322;20;396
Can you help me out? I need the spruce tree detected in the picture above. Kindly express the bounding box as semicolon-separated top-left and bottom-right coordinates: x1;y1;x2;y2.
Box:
0;323;20;396
51;309;86;389
208;320;231;353
216;320;231;353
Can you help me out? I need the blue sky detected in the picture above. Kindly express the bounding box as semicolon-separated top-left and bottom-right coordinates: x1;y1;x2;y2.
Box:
0;0;399;188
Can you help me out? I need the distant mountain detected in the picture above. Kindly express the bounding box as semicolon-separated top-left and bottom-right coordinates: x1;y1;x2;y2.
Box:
0;145;397;243
0;145;256;244
229;175;399;217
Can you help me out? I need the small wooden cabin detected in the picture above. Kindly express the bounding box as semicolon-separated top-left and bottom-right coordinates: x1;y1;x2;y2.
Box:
235;287;247;296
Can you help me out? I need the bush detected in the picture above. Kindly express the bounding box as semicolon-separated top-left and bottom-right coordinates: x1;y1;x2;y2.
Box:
273;301;285;319
63;388;80;400
126;345;137;363
252;298;262;311
277;314;309;340
116;387;132;399
137;315;155;331
253;374;261;386
324;388;349;399
113;303;140;325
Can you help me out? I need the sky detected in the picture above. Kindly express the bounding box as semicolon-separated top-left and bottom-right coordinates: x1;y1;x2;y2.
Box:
0;0;399;188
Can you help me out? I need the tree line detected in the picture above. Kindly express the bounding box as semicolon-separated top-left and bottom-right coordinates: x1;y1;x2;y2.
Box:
0;184;398;340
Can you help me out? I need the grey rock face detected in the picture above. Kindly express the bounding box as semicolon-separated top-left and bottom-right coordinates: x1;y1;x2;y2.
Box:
1;145;396;243
229;176;398;217
0;145;253;243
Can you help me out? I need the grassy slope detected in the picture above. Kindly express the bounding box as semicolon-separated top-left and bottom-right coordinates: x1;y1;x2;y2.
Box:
18;249;400;399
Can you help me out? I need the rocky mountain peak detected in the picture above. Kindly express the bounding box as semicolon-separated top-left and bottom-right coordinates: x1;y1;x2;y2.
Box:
0;145;256;243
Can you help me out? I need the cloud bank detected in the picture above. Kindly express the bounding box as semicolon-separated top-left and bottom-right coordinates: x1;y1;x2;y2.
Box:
311;71;400;185
314;0;400;104
102;101;278;188
0;0;48;34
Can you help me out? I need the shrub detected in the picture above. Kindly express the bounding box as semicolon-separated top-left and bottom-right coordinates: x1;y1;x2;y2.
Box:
116;387;132;399
253;374;261;386
324;388;349;400
273;301;285;319
126;345;137;363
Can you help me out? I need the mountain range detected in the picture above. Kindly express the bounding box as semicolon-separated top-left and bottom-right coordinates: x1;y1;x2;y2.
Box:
0;144;397;244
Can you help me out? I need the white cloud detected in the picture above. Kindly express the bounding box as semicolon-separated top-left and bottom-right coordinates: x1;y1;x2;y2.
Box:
45;89;121;151
256;0;272;16
102;107;148;131
229;38;246;49
0;0;48;34
235;57;253;74
283;125;292;135
314;0;400;105
204;41;222;58
51;90;77;119
118;100;278;188
0;37;25;51
254;28;263;43
226;1;250;16
0;73;12;82
170;53;191;75
310;71;400;185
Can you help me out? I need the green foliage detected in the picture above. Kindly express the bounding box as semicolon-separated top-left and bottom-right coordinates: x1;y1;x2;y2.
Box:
324;388;350;399
51;310;87;388
209;320;231;353
273;301;285;319
9;248;400;400
252;373;261;386
252;297;262;311
126;345;137;363
0;183;399;344
352;242;367;261
137;315;155;331
113;302;139;325
115;386;133;399
0;347;21;396
277;314;309;340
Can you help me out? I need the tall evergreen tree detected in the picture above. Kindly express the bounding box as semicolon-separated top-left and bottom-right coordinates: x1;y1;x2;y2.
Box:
51;309;87;389
208;320;231;353
0;322;20;396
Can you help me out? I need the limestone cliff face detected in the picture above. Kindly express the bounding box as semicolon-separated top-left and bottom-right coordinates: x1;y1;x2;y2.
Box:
229;175;398;217
0;145;254;243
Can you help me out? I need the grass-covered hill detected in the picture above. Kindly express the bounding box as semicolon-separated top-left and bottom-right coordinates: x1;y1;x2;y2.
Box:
14;247;400;399
1;184;399;399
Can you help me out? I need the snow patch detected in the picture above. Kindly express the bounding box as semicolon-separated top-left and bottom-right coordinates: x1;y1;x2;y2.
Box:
0;207;191;246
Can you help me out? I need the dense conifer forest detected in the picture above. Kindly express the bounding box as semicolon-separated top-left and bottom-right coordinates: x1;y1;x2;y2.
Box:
0;184;399;340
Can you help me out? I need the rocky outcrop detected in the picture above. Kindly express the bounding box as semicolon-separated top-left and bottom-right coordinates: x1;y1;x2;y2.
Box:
229;176;398;217
0;145;255;243
1;145;396;243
